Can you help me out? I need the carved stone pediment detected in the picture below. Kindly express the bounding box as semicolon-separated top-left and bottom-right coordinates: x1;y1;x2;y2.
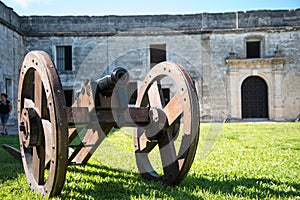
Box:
225;57;285;69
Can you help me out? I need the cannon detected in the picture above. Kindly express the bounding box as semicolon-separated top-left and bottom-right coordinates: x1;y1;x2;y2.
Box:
3;51;199;197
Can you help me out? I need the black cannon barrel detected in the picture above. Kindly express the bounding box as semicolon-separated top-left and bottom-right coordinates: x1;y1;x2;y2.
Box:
97;67;129;97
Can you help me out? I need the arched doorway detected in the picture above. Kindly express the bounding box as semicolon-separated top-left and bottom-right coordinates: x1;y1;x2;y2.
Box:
241;76;269;118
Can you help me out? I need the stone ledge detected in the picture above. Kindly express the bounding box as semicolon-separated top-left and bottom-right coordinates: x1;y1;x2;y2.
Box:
225;57;285;68
21;26;300;37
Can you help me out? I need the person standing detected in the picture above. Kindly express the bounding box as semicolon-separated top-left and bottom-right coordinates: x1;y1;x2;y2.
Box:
0;93;12;135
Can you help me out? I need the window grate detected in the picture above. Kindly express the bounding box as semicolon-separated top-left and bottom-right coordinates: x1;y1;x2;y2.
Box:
56;46;72;71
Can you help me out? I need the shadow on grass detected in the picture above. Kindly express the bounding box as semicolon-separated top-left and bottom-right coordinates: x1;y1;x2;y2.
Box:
62;162;300;199
62;162;202;199
182;175;300;199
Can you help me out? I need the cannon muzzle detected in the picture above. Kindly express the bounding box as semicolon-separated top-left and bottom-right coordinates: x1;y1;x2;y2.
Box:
97;67;129;97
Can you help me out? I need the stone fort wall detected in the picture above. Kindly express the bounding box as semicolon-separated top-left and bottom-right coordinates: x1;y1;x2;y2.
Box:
0;1;299;123
19;9;300;36
0;2;24;123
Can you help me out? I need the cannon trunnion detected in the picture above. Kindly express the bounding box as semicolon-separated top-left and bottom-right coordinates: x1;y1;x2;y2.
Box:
4;51;200;197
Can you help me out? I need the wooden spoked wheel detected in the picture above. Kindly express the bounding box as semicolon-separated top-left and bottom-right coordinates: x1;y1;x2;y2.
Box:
134;62;200;185
18;51;68;197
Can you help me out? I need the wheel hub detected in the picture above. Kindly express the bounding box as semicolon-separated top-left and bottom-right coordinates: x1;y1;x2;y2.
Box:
145;107;167;141
20;108;43;148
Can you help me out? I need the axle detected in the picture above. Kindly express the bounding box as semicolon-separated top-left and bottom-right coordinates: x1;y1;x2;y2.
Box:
66;107;151;127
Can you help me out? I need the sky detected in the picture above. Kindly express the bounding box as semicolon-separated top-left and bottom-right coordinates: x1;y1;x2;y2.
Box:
1;0;300;16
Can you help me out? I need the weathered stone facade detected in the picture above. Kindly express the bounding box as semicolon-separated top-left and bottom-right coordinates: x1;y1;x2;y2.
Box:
0;1;299;123
0;2;24;123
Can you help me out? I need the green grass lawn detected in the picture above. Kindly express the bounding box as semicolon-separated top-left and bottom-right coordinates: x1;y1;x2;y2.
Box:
0;123;299;199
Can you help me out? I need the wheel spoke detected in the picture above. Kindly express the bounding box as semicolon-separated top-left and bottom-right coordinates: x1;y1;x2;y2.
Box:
163;92;183;126
34;70;43;116
158;128;179;177
138;131;158;153
42;119;52;167
24;98;35;108
148;81;163;109
32;146;45;185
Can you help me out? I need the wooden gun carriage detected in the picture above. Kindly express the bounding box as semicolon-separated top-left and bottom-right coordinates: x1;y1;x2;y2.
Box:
3;51;199;197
